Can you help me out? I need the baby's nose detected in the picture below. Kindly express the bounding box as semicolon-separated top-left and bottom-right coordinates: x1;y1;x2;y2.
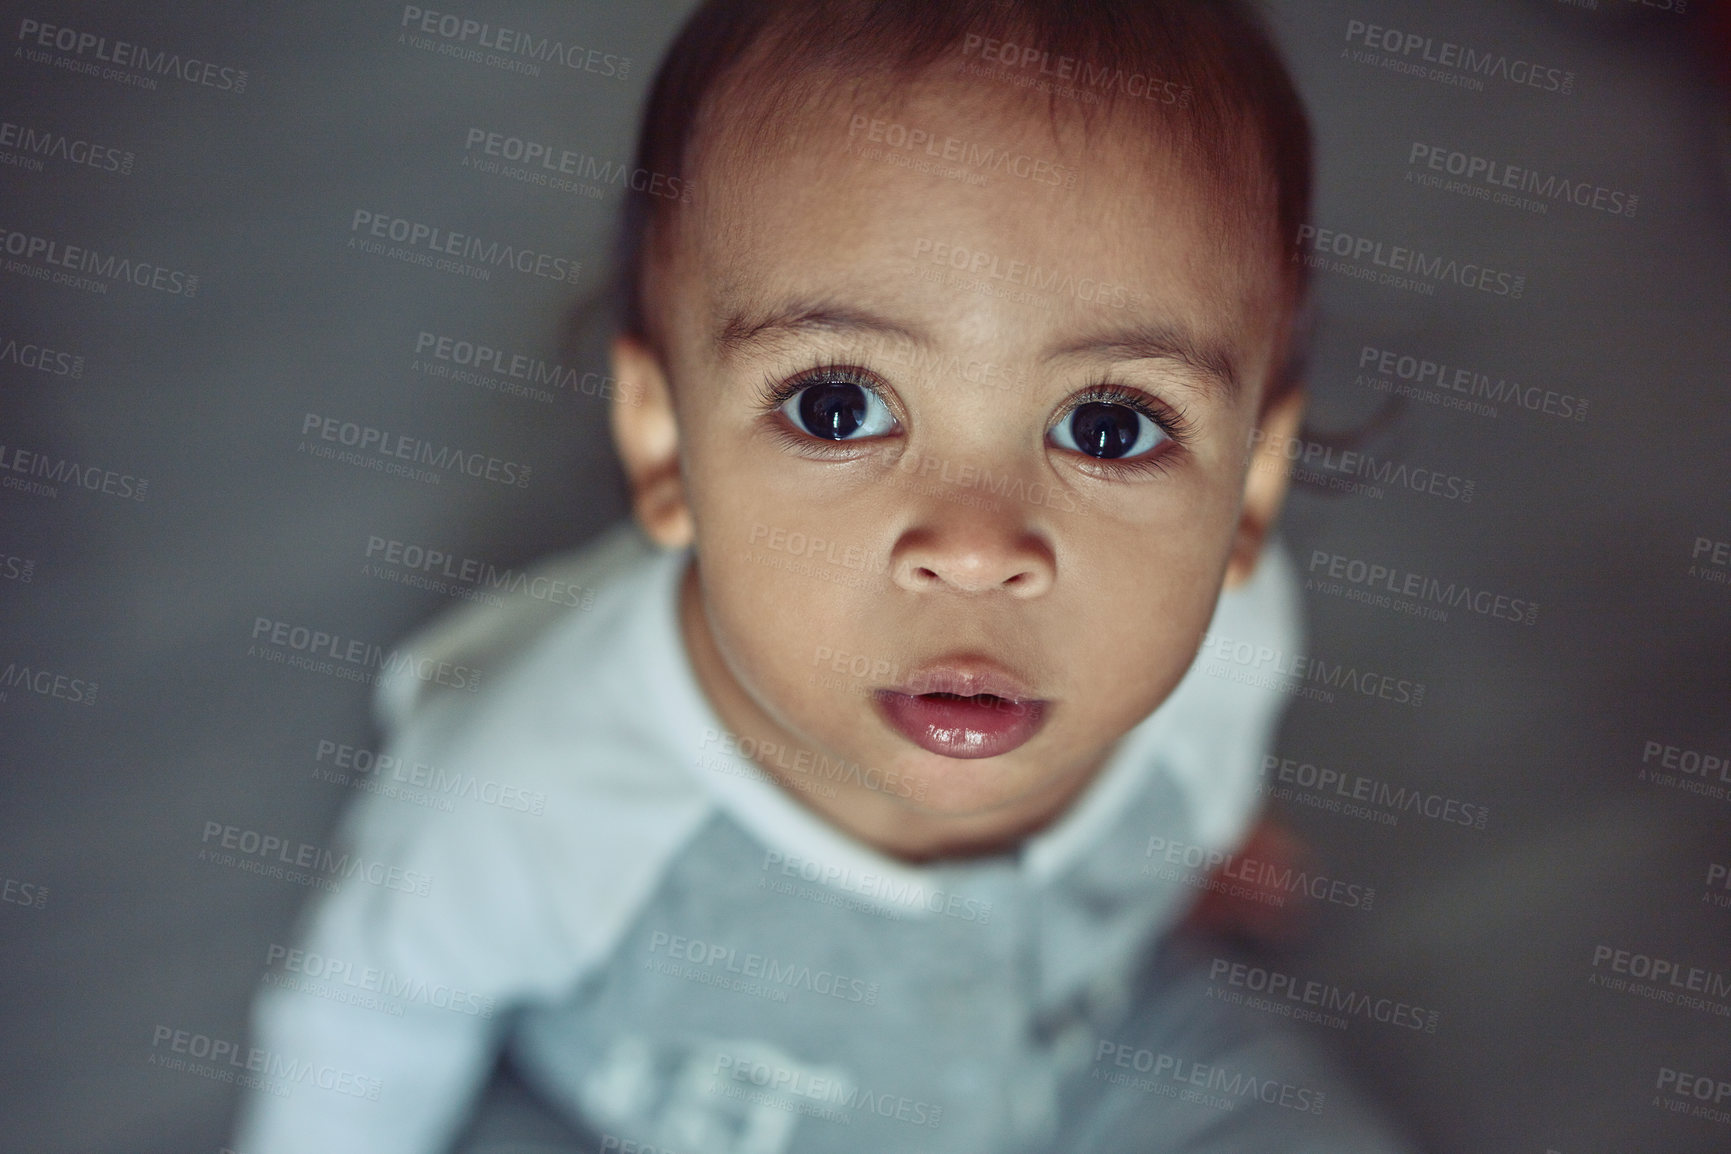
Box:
890;524;1055;597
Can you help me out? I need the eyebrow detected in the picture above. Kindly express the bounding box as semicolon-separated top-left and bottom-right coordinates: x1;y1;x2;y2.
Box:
716;300;1241;401
1052;324;1241;401
714;301;928;359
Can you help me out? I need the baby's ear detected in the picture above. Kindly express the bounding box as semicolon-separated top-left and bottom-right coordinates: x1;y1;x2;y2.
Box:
609;335;694;548
1222;385;1306;589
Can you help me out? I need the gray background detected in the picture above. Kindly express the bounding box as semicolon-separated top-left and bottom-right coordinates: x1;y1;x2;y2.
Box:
0;2;1727;1152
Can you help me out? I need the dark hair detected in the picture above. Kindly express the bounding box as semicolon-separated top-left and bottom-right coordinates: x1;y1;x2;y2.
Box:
615;0;1312;391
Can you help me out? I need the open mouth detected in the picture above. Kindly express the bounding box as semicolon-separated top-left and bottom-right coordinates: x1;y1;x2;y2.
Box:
919;691;1025;713
872;686;1049;760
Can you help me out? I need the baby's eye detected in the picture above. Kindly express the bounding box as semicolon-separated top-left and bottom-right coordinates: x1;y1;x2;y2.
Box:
1050;401;1170;460
779;376;897;441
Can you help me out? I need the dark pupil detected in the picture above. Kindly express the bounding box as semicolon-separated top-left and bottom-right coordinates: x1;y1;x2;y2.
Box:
799;381;868;439
1070;402;1141;459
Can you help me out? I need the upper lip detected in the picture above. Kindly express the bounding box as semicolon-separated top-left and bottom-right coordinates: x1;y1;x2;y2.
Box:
886;657;1041;702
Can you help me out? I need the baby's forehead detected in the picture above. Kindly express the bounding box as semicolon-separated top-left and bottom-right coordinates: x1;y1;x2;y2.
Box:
683;72;1273;262
699;69;1183;193
662;80;1282;364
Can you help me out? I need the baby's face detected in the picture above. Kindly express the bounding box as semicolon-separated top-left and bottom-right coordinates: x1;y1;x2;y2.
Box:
618;79;1299;853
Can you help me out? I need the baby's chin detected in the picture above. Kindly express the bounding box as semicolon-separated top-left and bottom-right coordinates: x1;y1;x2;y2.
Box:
867;735;1102;826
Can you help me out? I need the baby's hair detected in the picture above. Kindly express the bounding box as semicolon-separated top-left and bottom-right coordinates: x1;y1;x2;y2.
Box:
615;0;1313;400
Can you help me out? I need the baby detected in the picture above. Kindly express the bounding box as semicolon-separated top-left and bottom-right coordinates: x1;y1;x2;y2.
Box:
237;1;1414;1151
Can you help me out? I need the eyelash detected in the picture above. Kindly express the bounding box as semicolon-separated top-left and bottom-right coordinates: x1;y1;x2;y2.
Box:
753;363;885;415
753;363;897;457
1055;379;1194;478
752;365;1194;474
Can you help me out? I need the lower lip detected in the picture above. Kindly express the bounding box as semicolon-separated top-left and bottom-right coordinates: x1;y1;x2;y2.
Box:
872;691;1049;760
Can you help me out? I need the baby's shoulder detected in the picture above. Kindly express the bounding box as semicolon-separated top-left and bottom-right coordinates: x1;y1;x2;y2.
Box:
378;521;701;797
318;525;717;985
340;522;714;874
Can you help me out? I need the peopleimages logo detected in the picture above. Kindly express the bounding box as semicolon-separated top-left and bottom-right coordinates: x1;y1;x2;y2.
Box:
1342;18;1574;95
700;726;923;802
1654;1065;1731;1126
1259;754;1490;831
1690;536;1730;591
1589;944;1731;1017
1143;834;1376;911
1296;225;1524;299
262;942;496;1019
846;114;1077;187
912;237;1146;310
199;820;434;898
1207;958;1441;1034
1197;629;1427;708
249;615;483;692
299;412;532;490
1306;549;1539;627
15;18;250;92
1639;738;1731;801
1407;143;1637;218
314;738;548;817
1092;1040;1326;1115
0;442;147;502
1251;429;1476;505
646;931;880;1005
0;227;198;296
412;330;634;404
0;658;98;705
462;128;690;202
363;535;595;610
398;6;630;79
0;119;134;176
760;849;993;924
958;34;1191;106
149;1024;379;1100
1356;344;1587;423
349;210;581;284
710;1050;945;1128
2;875;47;910
0;333;84;377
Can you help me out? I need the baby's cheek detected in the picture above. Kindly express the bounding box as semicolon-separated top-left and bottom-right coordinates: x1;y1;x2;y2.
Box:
1070;551;1215;694
707;559;822;687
